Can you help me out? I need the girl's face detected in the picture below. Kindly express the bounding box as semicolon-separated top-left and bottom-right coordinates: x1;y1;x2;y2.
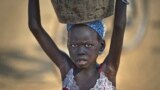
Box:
67;25;104;69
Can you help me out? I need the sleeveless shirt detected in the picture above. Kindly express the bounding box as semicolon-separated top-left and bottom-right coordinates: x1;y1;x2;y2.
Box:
62;68;116;90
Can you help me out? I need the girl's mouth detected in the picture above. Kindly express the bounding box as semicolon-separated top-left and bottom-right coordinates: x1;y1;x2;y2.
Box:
76;59;87;66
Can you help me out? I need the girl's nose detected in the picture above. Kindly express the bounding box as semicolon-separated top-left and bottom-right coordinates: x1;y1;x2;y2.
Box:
77;46;86;55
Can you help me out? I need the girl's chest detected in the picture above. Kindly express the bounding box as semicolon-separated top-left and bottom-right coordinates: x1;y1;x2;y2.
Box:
63;69;115;90
74;73;99;90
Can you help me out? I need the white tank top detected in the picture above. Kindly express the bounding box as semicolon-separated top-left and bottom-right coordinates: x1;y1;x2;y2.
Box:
63;68;116;90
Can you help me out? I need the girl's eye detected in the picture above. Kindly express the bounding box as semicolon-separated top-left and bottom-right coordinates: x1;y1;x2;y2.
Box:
85;44;93;48
71;44;78;47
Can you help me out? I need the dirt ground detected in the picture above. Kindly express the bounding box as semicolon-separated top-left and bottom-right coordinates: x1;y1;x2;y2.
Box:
0;0;160;90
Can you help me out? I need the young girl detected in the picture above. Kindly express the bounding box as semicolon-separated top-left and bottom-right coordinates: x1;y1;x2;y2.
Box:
28;0;128;90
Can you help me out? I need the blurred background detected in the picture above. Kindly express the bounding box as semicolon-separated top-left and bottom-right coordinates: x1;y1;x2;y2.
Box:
0;0;160;90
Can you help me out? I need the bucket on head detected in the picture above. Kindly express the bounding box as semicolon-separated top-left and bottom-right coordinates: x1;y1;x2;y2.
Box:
51;0;114;24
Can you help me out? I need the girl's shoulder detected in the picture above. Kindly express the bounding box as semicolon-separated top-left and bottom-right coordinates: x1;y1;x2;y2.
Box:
99;63;117;86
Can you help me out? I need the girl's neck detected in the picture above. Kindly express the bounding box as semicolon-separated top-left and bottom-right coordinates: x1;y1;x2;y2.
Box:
74;63;98;77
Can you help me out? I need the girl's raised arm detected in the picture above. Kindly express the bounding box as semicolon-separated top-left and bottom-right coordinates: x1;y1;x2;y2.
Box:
28;0;73;78
102;0;128;82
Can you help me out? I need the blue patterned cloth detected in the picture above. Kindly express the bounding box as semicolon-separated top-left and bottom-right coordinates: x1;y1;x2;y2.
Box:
67;20;105;39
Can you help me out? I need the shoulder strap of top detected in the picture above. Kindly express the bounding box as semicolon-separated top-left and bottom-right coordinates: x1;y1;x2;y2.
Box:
63;68;79;90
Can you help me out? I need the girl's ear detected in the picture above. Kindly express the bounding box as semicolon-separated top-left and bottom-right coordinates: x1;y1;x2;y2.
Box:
99;40;106;55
